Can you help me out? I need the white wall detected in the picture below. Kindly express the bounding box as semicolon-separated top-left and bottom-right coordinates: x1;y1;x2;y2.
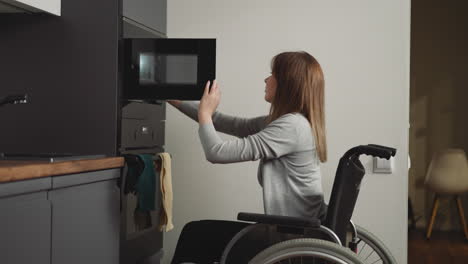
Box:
164;1;410;263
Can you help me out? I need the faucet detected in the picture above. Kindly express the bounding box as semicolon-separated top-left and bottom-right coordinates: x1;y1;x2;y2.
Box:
0;94;29;108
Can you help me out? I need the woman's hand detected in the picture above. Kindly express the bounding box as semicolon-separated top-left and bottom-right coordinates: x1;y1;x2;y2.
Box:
198;80;220;124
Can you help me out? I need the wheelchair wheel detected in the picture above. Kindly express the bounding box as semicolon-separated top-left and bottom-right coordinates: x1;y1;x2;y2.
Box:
249;238;364;264
354;225;397;264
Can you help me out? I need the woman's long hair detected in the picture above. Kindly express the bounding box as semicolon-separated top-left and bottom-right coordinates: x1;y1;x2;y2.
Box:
268;51;327;163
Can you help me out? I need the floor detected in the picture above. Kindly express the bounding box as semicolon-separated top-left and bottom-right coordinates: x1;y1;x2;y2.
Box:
408;229;468;264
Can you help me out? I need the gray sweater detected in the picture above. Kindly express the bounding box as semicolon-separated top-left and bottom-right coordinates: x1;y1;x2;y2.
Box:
178;102;326;219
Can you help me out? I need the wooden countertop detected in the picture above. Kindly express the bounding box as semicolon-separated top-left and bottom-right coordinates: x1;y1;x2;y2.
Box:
0;157;124;183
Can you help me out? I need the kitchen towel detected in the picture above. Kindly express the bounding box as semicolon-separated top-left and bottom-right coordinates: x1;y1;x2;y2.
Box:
121;154;145;195
135;154;156;211
158;152;174;232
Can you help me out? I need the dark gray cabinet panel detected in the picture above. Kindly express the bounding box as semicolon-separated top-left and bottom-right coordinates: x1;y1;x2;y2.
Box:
0;0;120;156
49;179;120;264
0;177;51;198
51;168;120;189
123;17;165;38
0;192;51;264
123;0;166;35
0;169;121;264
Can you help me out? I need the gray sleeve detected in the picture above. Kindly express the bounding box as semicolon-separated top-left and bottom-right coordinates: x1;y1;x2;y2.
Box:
177;101;200;122
198;114;299;164
178;101;268;137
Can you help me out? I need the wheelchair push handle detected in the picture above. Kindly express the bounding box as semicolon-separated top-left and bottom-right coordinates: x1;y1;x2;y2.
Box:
362;145;395;159
343;144;396;160
367;144;397;156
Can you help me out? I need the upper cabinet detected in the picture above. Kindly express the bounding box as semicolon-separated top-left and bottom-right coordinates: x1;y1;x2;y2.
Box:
0;0;60;15
123;0;166;36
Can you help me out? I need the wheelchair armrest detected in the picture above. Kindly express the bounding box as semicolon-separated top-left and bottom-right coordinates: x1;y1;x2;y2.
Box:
237;212;321;228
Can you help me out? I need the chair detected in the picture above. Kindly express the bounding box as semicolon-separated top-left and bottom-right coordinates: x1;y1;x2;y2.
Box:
424;149;468;240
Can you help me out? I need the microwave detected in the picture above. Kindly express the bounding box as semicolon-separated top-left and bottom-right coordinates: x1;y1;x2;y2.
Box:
123;38;216;101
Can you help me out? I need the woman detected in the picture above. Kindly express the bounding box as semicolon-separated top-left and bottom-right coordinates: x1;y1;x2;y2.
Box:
170;51;327;263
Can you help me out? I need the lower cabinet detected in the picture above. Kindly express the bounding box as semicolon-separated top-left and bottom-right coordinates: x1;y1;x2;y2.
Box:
50;179;120;264
0;168;121;264
0;191;52;264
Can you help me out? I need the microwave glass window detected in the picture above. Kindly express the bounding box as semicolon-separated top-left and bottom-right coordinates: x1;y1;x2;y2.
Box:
139;53;158;85
138;53;198;86
164;55;198;85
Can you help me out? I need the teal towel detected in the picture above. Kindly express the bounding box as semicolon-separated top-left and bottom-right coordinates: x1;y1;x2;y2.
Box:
135;154;157;211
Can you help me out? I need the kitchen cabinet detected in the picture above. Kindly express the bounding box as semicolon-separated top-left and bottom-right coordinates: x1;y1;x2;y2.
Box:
123;0;166;36
0;168;120;264
0;0;60;15
50;176;120;264
0;0;169;156
0;0;120;156
0;177;52;264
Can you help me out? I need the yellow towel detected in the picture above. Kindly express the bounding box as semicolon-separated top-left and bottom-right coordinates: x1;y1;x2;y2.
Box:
157;152;173;232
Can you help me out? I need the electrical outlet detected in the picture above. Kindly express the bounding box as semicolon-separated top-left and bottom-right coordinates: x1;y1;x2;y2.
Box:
373;156;394;174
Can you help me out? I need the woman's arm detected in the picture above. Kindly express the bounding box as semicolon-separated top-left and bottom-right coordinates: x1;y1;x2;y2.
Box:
168;100;199;121
168;98;267;138
198;114;300;163
192;81;300;163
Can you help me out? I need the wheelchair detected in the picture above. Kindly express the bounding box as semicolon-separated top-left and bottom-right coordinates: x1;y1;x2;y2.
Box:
173;144;398;264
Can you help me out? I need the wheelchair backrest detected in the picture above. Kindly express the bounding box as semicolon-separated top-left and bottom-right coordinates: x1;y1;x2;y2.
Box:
323;144;396;245
324;155;365;245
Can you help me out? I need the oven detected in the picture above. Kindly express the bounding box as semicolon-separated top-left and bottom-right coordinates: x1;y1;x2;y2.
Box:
119;101;166;264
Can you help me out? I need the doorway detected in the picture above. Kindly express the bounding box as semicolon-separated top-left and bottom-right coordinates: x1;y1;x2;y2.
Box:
409;0;468;263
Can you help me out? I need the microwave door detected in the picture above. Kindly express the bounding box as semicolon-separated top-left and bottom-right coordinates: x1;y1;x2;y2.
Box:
123;38;216;101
